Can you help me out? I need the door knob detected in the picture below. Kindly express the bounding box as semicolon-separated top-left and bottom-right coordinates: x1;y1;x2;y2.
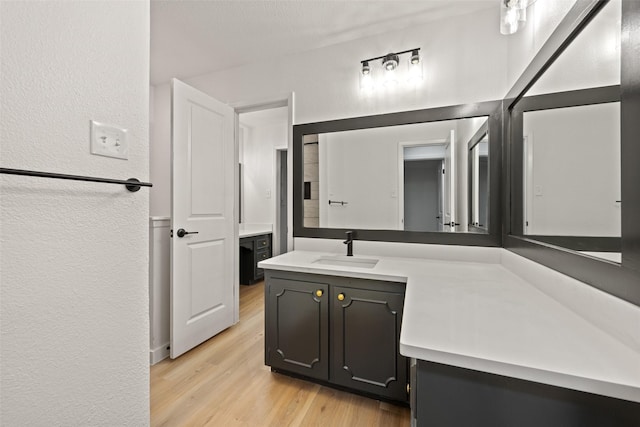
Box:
176;228;199;238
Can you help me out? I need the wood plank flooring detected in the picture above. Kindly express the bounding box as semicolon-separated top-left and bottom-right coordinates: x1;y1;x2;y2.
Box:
151;281;410;426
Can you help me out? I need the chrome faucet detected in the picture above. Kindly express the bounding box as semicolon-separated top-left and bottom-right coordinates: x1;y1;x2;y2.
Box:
344;231;354;256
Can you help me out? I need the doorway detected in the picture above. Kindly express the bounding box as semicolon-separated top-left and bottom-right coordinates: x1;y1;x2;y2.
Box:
403;158;443;232
276;149;288;255
398;141;448;231
237;105;290;256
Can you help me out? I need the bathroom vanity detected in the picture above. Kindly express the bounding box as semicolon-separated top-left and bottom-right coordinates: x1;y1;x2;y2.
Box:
264;267;407;402
239;224;272;285
260;249;640;425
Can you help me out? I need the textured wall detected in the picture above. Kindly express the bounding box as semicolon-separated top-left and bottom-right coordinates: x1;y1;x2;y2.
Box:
0;1;150;425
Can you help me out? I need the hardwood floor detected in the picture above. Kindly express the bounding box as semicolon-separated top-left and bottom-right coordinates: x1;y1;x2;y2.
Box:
151;281;411;426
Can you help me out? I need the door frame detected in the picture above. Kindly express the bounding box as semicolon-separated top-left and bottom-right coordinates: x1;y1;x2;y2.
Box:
397;139;446;230
232;93;295;258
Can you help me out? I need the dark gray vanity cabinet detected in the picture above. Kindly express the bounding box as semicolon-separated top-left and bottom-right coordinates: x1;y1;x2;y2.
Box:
412;360;640;427
239;233;271;285
264;270;408;403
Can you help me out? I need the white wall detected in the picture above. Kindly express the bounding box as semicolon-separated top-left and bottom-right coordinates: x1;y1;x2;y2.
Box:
505;0;578;90
149;218;171;364
150;83;171;217
523;103;620;236
150;6;510;218
505;0;620;94
0;2;150;425
527;0;620;95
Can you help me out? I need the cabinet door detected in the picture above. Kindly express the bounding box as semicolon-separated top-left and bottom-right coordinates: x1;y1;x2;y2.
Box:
331;286;407;401
265;277;329;380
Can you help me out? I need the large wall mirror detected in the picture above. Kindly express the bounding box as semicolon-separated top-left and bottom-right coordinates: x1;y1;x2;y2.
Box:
294;102;502;246
506;0;640;305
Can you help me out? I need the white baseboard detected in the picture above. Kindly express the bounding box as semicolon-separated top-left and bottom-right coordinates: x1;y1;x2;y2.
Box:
150;343;170;365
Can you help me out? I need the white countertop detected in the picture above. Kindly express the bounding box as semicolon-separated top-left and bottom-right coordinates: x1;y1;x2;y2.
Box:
239;223;272;239
258;249;640;403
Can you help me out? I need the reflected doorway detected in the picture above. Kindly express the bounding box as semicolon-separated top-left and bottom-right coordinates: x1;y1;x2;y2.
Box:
276;149;288;254
403;158;443;231
398;141;448;232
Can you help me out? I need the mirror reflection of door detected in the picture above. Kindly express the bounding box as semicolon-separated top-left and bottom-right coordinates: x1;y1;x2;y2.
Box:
442;130;456;230
470;136;489;229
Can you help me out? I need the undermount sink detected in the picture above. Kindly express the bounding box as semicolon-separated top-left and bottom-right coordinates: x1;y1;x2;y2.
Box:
312;255;379;269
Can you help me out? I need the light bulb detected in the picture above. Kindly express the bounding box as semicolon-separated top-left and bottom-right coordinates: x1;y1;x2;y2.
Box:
382;53;399;71
410;50;420;65
361;61;370;75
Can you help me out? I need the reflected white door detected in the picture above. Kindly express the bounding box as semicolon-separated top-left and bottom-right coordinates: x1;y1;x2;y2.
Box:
443;130;456;229
523;134;533;234
170;78;237;359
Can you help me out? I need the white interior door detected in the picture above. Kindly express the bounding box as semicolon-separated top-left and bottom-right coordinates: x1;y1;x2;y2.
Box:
443;129;456;229
523;133;534;234
171;78;237;359
471;145;480;226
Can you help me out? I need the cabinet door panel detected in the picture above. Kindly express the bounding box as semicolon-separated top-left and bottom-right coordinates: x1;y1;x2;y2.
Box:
265;278;329;380
332;286;407;401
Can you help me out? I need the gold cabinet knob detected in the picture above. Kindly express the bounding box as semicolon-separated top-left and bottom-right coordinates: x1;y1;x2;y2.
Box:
315;289;323;297
337;293;345;301
406;383;411;394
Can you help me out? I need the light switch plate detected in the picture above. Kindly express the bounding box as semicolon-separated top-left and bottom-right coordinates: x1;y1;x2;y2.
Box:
90;120;128;160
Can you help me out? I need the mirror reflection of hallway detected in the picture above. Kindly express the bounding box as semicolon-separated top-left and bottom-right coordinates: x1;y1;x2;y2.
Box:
403;157;443;232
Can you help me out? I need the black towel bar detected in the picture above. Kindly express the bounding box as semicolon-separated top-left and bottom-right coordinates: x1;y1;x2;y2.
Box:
0;168;152;192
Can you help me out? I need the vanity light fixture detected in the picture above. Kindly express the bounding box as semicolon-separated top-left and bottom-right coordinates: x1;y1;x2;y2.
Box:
359;48;422;91
382;53;399;71
500;0;538;35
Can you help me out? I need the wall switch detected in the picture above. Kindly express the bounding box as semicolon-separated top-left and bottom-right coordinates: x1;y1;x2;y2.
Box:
534;185;543;196
266;189;271;199
90;120;128;160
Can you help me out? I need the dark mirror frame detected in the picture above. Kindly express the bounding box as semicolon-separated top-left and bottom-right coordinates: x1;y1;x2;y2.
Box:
467;120;489;233
504;0;640;306
293;101;503;246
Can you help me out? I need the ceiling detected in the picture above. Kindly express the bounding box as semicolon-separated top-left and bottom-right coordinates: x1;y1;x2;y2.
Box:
150;0;496;85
